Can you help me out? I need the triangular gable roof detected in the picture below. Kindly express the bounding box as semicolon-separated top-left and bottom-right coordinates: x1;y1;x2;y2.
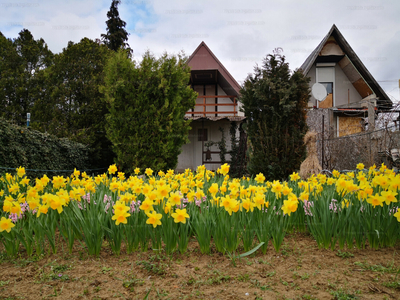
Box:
300;24;392;109
188;41;241;97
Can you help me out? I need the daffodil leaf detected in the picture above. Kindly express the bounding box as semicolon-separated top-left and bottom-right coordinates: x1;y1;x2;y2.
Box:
238;242;265;258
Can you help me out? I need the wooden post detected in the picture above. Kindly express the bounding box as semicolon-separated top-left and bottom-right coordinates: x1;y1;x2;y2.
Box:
203;96;206;117
322;114;325;169
215;84;218;117
368;100;375;132
203;85;206;117
201;120;205;164
348;89;350;106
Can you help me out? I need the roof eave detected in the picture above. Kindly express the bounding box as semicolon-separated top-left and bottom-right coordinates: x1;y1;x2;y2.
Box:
188;41;242;96
299;24;392;109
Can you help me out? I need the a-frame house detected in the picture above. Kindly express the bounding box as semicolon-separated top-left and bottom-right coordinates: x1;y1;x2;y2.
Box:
176;41;245;172
300;24;392;137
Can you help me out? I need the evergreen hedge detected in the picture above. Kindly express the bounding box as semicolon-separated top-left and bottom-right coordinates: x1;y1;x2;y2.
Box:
102;50;197;173
0;118;90;177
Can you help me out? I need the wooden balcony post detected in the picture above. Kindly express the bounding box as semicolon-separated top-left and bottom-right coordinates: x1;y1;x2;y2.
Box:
203;96;206;117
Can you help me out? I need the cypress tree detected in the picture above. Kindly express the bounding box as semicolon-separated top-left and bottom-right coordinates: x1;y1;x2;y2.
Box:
102;50;197;173
240;52;310;180
101;0;131;53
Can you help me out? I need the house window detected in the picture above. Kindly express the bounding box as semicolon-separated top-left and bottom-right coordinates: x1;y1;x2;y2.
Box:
198;128;208;141
316;67;335;106
320;82;333;95
321;82;333;99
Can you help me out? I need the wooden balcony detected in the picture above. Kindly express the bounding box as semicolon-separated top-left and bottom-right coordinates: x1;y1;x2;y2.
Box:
186;95;237;117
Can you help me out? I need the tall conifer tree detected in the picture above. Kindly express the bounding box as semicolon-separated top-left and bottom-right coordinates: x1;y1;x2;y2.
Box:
240;51;310;180
101;0;131;53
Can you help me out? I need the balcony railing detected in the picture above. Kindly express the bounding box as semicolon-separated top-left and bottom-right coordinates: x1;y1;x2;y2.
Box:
186;95;237;117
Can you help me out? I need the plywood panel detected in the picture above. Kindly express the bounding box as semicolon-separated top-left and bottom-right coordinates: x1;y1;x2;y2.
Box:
320;39;344;56
319;93;333;108
353;78;373;98
338;117;363;137
318;94;333;108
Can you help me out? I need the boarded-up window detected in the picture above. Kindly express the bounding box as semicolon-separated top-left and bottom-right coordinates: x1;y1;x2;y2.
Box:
319;82;333;108
338;117;363;137
198;128;208;141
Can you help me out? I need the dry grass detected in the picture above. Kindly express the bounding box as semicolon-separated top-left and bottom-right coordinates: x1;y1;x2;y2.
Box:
300;131;322;179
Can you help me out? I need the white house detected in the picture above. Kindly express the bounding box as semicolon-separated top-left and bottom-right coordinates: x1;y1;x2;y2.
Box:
300;24;392;137
176;42;245;172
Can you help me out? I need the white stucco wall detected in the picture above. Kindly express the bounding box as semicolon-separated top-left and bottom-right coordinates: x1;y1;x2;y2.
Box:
307;63;362;108
334;64;362;107
307;64;317;107
176;119;241;172
179;82;243;172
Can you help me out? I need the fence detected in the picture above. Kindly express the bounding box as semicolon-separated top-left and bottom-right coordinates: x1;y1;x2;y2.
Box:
308;109;400;170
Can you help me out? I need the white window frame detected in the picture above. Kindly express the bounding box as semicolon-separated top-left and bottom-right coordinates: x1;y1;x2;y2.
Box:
316;66;336;107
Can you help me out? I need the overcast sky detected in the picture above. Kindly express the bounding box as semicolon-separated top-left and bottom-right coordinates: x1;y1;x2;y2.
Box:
1;0;399;102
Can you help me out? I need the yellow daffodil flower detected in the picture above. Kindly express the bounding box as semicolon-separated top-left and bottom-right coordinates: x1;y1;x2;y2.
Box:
146;211;162;228
0;217;15;233
171;208;190;224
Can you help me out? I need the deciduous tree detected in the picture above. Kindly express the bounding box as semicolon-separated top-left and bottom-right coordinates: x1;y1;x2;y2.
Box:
0;29;53;125
32;38;113;168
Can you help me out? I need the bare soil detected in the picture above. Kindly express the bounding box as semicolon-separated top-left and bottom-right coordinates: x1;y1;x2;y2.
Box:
1;232;400;300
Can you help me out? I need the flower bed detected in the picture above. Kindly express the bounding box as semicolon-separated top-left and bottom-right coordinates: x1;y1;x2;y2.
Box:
1;163;399;257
